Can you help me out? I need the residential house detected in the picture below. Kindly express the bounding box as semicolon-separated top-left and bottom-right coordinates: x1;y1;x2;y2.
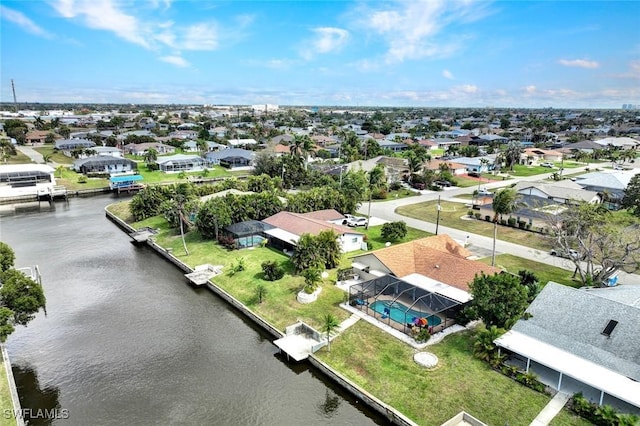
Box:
377;140;408;152
54;138;96;156
156;154;209;173
93;146;122;157
521;148;563;165
495;282;640;414
228;138;258;148
344;156;408;182
25;130;50;145
124;142;176;156
514;180;601;204
262;210;364;253
594;137;639;150
424;160;467;176
452;156;495;173
205;148;255;169
574;170;640;208
557;140;603;156
349;235;501;294
73;156;137;175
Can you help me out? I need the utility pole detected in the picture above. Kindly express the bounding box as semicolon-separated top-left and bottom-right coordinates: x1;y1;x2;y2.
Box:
11;79;19;113
435;195;441;235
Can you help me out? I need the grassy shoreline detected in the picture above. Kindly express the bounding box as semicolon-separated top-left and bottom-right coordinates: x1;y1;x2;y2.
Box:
106;201;590;426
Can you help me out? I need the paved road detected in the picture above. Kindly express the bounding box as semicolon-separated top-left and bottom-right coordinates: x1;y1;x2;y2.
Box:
358;168;640;286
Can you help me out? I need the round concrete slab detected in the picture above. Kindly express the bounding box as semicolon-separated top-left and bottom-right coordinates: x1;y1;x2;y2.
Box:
414;352;438;368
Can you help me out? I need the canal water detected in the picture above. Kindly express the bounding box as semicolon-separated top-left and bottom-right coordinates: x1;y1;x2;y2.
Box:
1;196;387;425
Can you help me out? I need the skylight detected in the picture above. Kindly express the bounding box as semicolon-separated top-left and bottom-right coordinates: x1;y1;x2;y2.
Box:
602;320;618;337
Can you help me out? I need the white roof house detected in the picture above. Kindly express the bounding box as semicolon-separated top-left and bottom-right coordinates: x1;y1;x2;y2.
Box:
495;282;640;412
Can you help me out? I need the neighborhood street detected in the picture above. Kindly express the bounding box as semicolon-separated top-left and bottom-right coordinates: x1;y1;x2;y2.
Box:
357;168;640;286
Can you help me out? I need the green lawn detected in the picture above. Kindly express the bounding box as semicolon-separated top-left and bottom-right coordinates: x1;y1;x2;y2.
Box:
55;167;110;190
317;323;586;426
32;146;73;164
397;200;553;252
373;188;420;202
136;164;232;183
478;254;581;288
355;224;432;251
1;151;33;165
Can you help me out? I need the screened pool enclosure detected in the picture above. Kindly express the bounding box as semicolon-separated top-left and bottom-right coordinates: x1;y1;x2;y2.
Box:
349;275;465;336
221;220;275;248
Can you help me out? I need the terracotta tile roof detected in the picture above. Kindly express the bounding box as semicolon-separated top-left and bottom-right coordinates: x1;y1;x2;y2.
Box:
273;144;290;153
426;159;466;170
263;211;360;237
365;235;501;291
300;209;345;221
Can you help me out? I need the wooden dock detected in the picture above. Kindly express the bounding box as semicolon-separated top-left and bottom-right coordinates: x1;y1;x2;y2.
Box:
185;264;223;286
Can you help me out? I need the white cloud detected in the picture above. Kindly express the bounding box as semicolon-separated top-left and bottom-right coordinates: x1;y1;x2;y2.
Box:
357;0;493;63
179;23;218;50
558;59;599;69
525;85;537;94
442;69;454;79
159;55;189;67
52;0;151;48
456;84;478;94
300;27;349;60
0;5;53;38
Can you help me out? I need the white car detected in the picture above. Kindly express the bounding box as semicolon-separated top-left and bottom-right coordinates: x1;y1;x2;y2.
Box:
540;162;554;168
346;217;368;227
550;248;581;259
477;188;492;196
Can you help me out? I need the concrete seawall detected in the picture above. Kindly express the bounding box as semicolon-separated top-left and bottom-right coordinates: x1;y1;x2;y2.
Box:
105;207;415;425
2;345;25;426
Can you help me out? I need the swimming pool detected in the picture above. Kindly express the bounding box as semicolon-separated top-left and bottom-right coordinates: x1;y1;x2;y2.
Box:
236;235;265;248
369;300;442;327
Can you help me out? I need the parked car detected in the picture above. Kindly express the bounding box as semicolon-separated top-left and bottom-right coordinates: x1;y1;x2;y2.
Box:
468;171;481;177
411;182;426;190
434;180;452;187
342;214;354;225
540;162;554;168
346;217;368;227
550;248;581;259
477;188;492;196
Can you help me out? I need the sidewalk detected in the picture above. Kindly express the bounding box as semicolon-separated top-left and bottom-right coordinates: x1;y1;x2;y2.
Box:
530;392;571;426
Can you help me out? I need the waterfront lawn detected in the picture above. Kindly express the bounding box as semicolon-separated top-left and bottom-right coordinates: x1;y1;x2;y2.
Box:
397;200;552;252
136;165;232;184
55;167;110;190
0;353;16;426
317;322;582;426
136;225;351;331
355;225;432;251
479;254;581;288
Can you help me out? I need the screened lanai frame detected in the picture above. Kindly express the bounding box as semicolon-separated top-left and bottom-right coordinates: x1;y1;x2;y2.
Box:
158;157;208;172
221;220;275;248
349;275;464;336
77;157;137;173
0;170;52;185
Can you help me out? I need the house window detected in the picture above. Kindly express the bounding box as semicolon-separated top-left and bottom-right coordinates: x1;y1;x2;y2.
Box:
601;320;618;337
352;237;358;243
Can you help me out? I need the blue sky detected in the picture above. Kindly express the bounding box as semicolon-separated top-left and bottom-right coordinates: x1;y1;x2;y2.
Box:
1;0;639;108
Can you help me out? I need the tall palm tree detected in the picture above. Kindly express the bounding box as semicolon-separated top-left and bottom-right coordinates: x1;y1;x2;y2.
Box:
366;165;386;230
491;188;519;266
290;135;314;169
323;313;340;352
143;148;158;166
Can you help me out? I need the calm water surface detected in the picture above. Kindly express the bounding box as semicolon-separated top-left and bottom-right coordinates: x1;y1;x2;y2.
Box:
0;196;387;425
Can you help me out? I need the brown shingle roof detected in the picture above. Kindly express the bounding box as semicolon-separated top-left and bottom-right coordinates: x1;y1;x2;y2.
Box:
300;209;345;221
365;235;500;291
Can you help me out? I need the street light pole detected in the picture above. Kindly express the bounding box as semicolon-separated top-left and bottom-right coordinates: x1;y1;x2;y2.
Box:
435;195;441;235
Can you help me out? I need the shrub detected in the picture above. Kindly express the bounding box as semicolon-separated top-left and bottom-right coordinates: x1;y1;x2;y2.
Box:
217;235;236;250
525;223;532;230
415;328;431;343
518;220;526;229
485;215;491;222
372;188;388;199
261;260;284;281
507;217;517;227
381;221;408;241
389;181;402;191
500;219;507;226
77;175;87;183
468;210;474;217
474;213;482;220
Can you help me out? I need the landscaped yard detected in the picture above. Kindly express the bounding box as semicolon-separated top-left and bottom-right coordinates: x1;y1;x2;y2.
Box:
2;151;34;165
32;146;73;164
373;188;420;202
397;200;553;251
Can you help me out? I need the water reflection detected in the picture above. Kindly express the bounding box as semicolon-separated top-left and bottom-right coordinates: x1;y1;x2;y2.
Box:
12;364;61;426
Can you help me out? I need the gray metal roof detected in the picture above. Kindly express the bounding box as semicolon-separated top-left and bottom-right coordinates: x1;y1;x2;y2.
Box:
511;282;640;381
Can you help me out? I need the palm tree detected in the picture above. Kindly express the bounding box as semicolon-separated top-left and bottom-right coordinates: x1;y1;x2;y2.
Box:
143;148;158;166
255;284;267;304
491;188;519;266
473;324;505;362
173;194;190;256
323;313;341;352
196;139;208;156
407;152;423;183
290;135;314;169
366;165;386;230
504;141;523;171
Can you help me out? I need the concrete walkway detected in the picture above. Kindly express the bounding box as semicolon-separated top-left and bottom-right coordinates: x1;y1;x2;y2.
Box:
530;392;571;426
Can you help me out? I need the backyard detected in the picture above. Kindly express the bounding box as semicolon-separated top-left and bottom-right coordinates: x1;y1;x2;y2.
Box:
480;254;580;288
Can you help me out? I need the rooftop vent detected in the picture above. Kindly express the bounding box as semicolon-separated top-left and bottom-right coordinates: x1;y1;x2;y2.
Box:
602;320;618;337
